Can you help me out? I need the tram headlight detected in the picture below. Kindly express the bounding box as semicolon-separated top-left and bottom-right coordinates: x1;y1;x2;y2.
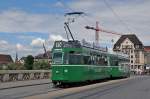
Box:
64;69;68;73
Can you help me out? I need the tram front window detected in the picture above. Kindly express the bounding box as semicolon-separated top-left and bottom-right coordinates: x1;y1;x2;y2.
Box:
69;54;82;65
53;52;62;64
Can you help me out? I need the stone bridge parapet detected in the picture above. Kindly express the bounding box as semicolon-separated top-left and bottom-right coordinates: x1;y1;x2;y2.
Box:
0;70;51;82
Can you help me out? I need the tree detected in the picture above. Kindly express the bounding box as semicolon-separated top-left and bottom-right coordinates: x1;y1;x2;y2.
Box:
6;63;26;70
33;61;50;70
24;55;34;70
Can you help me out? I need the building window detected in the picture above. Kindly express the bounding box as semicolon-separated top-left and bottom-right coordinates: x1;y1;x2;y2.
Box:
131;60;133;63
116;46;119;49
131;65;133;69
138;65;140;69
131;55;133;58
135;65;137;69
136;45;139;49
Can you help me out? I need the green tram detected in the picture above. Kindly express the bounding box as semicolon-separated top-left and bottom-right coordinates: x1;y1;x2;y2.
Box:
51;40;130;85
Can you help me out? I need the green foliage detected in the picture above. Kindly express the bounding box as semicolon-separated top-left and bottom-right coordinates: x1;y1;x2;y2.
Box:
24;55;34;70
33;61;50;70
1;63;26;70
0;55;51;70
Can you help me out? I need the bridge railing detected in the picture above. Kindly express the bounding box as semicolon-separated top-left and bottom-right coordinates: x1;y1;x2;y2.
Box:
0;70;51;82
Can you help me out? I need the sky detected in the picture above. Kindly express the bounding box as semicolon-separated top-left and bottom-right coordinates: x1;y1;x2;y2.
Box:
0;0;150;59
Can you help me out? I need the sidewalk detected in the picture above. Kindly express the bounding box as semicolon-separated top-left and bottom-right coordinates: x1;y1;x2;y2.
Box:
0;79;51;90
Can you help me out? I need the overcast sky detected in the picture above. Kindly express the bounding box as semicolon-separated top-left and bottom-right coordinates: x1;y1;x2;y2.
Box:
0;0;150;59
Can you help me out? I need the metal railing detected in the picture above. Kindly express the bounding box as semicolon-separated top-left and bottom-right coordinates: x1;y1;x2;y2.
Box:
0;70;51;82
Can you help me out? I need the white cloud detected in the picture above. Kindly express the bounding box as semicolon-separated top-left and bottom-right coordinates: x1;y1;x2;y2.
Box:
67;0;150;45
16;43;33;55
31;38;45;47
0;40;9;51
0;40;8;45
0;39;45;59
0;9;64;33
49;34;67;41
16;43;24;51
0;1;150;58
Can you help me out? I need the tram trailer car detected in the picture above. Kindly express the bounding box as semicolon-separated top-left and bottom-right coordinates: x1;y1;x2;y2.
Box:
51;40;130;85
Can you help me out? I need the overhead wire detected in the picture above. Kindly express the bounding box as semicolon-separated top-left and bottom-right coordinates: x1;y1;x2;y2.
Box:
103;0;132;33
56;0;134;43
57;0;96;40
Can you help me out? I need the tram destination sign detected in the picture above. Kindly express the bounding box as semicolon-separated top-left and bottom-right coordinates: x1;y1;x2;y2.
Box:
54;40;81;48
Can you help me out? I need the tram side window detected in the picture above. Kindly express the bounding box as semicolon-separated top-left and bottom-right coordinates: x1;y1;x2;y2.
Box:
90;55;94;65
69;54;82;65
97;56;108;66
110;58;119;66
63;53;69;64
89;54;108;66
83;56;90;64
114;60;119;66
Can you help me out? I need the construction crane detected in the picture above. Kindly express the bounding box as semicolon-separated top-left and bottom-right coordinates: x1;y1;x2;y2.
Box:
85;21;122;44
42;43;51;67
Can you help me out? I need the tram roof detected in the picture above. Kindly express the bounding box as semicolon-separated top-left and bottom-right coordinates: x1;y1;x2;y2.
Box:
53;40;129;59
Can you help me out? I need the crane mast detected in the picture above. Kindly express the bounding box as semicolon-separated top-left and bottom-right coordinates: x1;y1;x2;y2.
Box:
85;21;122;44
95;21;99;45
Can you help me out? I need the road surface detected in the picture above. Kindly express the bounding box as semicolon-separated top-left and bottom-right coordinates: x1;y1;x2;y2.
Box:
0;83;52;99
25;76;150;99
1;76;150;99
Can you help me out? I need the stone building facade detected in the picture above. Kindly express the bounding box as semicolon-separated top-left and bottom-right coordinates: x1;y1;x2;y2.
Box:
113;34;145;74
144;46;150;67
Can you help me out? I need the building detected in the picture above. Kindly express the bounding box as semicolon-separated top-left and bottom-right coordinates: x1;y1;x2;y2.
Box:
0;54;13;67
19;57;26;64
113;34;145;74
144;46;150;67
34;51;52;63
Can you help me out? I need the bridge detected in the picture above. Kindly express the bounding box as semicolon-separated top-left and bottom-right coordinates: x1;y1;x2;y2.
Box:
1;71;150;99
0;70;51;89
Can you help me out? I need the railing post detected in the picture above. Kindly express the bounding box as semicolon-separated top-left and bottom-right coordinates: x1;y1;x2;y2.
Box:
18;73;23;81
40;72;44;79
30;73;34;80
3;73;9;82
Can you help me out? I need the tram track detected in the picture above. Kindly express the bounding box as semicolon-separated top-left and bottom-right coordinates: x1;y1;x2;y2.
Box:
54;76;149;99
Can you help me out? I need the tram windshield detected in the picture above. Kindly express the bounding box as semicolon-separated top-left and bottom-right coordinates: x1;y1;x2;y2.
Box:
53;52;63;64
